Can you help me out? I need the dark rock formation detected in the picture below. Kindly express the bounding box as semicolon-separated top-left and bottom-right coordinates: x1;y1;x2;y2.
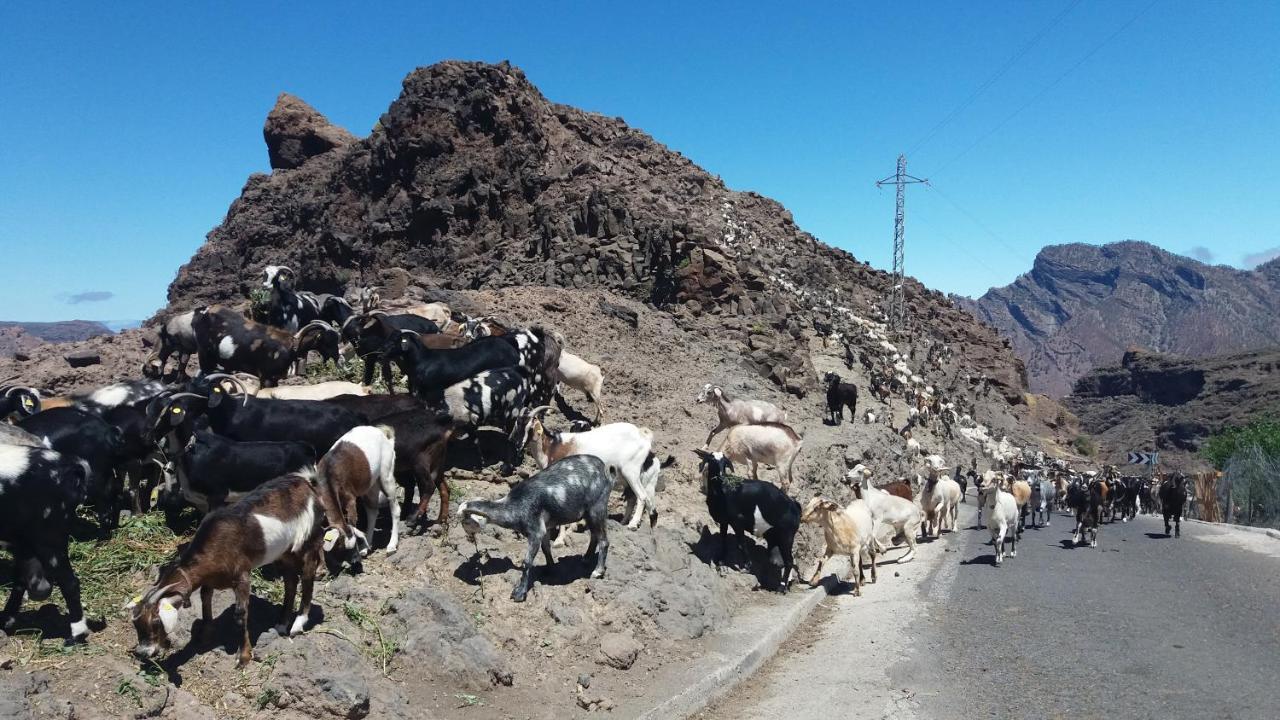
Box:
959;241;1280;397
164;60;1028;402
263;92;357;170
1065;347;1280;464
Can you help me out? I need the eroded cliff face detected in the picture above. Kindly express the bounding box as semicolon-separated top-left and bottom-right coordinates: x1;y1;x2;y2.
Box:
959;241;1280;397
1065;347;1280;462
164;60;1030;402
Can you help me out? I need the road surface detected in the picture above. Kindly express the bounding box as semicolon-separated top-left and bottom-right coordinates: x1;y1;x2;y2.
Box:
700;498;1280;720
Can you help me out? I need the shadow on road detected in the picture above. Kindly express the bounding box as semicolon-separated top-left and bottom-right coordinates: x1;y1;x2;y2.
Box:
1144;532;1172;540
961;554;998;567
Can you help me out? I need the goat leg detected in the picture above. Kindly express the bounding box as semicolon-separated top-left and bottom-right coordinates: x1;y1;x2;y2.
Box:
198;586;214;641
291;549;318;636
809;549;831;588
40;548;87;644
512;533;542;603
234;575;252;667
276;565;298;636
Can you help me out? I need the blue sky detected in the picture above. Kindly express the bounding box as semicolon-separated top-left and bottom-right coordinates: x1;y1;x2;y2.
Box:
1;1;1277;322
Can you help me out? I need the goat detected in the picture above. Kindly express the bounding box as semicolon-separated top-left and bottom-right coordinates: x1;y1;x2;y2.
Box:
694;449;799;592
345;312;442;391
323;393;425;421
717;422;803;491
195;375;366;457
1009;478;1031;536
556;350;604;424
193;307;339;386
314;425;399;558
149;395;314;513
822;373;858;425
917;475;961;538
1068;479;1103;547
1159;475;1188;538
0;446;92;643
801;496;877;595
254;381;369;400
376;408;454;528
0;423;46;448
521;407;659;529
261;265;321;331
979;483;1018;565
19;407;126;529
129;472;324;667
1028;477;1055;527
459;455;614;602
0;386;42;420
852;469;922;563
156;310;198;378
383;330;519;399
696;384;786;448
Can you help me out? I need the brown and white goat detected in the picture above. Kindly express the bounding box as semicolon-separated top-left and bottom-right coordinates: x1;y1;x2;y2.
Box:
314;425;399;558
129;472;324;667
801;496;877;596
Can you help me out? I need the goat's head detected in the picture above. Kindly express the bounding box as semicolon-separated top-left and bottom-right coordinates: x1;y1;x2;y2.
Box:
127;562;190;660
357;286;381;314
692;449;733;493
2;386;41;418
695;383;721;404
146;392;206;444
518;406;556;463
201;374;249;408
295;321;342;365
262;265;295;290
823;372;840;387
801;496;840;524
457;501;489;541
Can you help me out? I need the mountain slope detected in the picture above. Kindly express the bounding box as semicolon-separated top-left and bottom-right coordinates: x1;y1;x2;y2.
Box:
958;241;1280;397
1064;347;1280;467
166;60;1030;402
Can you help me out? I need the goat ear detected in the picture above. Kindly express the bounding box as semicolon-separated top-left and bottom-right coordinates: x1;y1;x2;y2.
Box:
692;449;711;461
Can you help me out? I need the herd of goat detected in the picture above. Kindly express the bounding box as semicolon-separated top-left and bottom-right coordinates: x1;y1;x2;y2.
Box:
0;264;1192;673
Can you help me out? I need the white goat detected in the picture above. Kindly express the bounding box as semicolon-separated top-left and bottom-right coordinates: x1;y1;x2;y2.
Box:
980;483;1018;565
696;384;786;448
852;468;923;563
718;422;803;491
521;408;659;529
556;351;604;423
255;381;370;400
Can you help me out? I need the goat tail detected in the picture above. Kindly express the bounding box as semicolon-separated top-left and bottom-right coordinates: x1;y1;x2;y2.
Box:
375;424;396;441
604;464;621;484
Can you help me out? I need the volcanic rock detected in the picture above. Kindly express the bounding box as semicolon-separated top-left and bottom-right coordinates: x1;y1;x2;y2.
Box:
263;92;357;171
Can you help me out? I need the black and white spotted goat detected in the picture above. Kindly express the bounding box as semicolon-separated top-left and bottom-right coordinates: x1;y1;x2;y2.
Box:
192;306;341;386
261;265;322;332
458;454;615;602
0;444;93;644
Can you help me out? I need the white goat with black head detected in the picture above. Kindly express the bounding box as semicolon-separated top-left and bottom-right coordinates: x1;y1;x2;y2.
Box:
261;265;321;332
458;455;615;602
696;383;786;449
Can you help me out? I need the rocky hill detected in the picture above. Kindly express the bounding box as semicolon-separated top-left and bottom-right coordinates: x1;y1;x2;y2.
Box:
958;241;1280;397
1064;347;1280;468
0;320;112;348
0;61;1082;719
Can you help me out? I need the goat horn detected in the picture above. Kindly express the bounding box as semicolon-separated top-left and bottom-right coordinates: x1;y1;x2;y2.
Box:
203;373;250;402
530;405;554;419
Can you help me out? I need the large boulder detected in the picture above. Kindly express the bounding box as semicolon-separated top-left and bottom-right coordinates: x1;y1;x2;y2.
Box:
263;93;357;170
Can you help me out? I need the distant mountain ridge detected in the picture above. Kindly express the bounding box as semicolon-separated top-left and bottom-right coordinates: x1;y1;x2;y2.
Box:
0;320;114;343
957;241;1280;396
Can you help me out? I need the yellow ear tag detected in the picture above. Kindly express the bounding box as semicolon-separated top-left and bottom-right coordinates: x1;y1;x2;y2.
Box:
323;528;340;551
131;595;143;604
159;599;174;610
171;407;183;414
150;487;161;506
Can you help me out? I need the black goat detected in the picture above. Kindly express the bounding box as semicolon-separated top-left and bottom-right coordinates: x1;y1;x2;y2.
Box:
1;385;42;420
323;393;426;421
0;445;92;644
459;455;614;602
823;372;858;425
149;394;314;513
1068;479;1103;547
192;306;339;386
372;408;454;528
693;449;799;592
192;375;365;456
1159;475;1188;537
19;407;126;529
384;330;520;399
345;312;442;392
261;265;321;331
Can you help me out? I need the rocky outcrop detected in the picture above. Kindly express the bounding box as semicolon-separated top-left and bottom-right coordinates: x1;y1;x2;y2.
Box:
164;60;1029;401
0;320;112;345
959;241;1280;397
263;93;357;170
1064;347;1280;464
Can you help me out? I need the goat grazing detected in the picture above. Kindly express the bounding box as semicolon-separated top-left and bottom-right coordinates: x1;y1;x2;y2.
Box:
717;422;803;491
193;307;340;386
458;455;615;602
314;425;399;557
801;496;877;595
696;384;786;448
822;373;858;425
129;472;325;667
694;449;799;592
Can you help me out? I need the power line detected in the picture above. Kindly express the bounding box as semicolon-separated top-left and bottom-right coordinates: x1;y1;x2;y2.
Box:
934;0;1160;177
926;182;1036;267
876;155;928;331
908;0;1084;158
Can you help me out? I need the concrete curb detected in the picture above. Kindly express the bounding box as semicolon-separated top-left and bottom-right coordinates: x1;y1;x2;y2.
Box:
1187;518;1280;541
635;557;850;720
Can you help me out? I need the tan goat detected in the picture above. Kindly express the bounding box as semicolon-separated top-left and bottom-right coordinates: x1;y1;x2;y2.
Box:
718;422;803;491
801;496;877;596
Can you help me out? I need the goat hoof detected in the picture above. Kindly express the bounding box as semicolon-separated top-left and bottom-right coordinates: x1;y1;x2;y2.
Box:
590;570;605;579
510;591;528;603
274;623;289;637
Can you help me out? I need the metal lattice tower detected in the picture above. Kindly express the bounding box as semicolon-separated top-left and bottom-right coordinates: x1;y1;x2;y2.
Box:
876;154;927;331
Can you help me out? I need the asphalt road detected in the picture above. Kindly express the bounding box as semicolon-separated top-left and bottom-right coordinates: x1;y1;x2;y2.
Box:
703;498;1280;720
